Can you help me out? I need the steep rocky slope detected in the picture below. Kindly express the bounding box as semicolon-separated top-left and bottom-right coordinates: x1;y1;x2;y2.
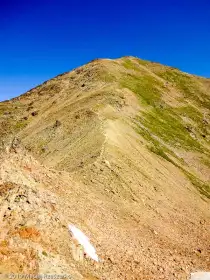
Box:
0;57;210;279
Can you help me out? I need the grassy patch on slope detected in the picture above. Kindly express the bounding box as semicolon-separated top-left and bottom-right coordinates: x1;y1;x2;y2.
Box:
140;107;202;151
122;57;150;70
120;73;163;106
182;169;210;199
158;70;210;110
135;124;179;165
120;60;210;198
120;64;205;152
175;105;203;122
122;58;141;71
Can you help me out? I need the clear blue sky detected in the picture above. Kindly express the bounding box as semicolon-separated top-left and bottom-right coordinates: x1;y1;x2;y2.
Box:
0;0;210;101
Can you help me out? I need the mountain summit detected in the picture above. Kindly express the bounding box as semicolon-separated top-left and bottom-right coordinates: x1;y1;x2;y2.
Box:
0;57;210;279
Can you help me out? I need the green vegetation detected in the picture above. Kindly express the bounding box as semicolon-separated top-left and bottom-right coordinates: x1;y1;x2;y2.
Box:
0;103;11;116
122;58;141;71
121;65;210;199
42;251;48;257
103;73;116;83
98;70;116;83
120;73;163;106
201;157;210;168
158;70;210;110
138;128;210;198
136;58;150;66
183;170;210;199
136;124;178;165
175;105;203;122
120;69;204;152
137;108;210;198
122;57;150;71
148;145;175;164
175;106;209;144
14;120;28;130
140;107;201;151
36;138;49;154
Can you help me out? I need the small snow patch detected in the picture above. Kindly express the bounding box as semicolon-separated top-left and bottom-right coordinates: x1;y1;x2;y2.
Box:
68;224;99;262
190;272;210;280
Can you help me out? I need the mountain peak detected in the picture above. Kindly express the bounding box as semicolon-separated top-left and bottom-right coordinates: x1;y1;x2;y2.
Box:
0;56;210;279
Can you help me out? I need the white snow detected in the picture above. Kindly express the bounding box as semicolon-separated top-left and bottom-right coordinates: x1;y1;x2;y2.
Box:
190;272;210;280
68;224;99;262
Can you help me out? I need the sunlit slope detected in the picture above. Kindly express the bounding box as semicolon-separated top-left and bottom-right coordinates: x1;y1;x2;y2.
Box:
0;56;210;279
1;57;209;198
